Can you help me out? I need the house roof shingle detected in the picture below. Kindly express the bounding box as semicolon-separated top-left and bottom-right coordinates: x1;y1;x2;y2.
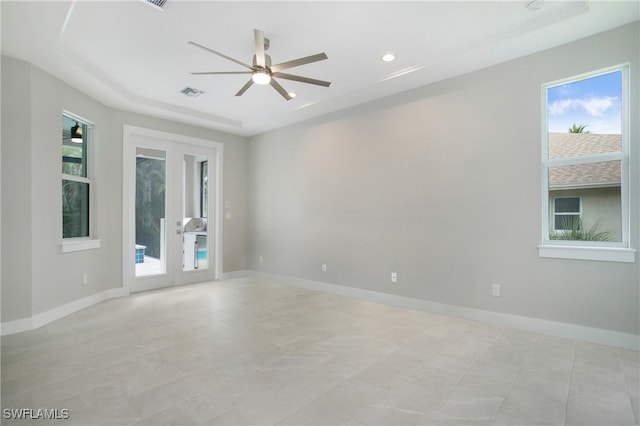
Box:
548;133;621;189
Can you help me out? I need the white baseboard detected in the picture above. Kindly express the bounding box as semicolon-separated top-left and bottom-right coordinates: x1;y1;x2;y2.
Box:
0;273;250;335
3;271;637;350
220;270;253;280
1;287;129;336
245;270;640;351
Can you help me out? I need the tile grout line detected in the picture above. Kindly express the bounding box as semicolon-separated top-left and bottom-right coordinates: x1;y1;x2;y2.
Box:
488;333;538;426
616;348;640;426
289;320;461;425
562;339;577;426
343;334;433;425
131;385;212;425
266;323;400;424
415;326;504;425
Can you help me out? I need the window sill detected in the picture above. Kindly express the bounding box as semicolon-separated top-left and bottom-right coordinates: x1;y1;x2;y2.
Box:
61;239;102;253
538;244;636;263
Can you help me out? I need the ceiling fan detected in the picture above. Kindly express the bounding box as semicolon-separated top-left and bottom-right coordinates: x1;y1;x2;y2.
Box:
189;29;330;101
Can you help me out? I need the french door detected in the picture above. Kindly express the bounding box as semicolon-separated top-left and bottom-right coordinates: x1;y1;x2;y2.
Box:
123;126;222;293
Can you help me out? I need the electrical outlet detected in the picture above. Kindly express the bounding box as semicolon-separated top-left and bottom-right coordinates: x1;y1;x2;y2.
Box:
391;272;398;283
82;274;88;285
492;284;501;297
321;264;327;272
259;255;263;263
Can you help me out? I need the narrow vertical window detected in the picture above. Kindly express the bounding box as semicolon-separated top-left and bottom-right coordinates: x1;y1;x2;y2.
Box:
540;65;633;262
62;113;91;239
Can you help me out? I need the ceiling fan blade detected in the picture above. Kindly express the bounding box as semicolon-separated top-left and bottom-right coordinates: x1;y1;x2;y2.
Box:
188;41;254;71
192;71;253;75
270;53;328;72
254;29;266;68
270;78;293;101
272;72;331;87
235;79;254;97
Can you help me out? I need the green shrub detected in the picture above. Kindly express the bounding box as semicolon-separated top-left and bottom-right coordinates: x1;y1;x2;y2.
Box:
550;217;613;241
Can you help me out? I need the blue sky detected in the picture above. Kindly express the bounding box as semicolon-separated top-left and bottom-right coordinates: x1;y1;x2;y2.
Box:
547;70;622;134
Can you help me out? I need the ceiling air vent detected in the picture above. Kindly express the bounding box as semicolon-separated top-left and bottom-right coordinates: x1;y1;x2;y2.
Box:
142;0;167;10
181;87;205;98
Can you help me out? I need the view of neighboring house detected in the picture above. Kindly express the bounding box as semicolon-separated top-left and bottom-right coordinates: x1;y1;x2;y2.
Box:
548;132;622;241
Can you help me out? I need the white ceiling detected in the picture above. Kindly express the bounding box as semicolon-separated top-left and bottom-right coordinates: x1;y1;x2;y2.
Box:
2;1;638;137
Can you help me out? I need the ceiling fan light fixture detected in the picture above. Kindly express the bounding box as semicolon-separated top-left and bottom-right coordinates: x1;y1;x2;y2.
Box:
252;69;271;85
71;122;83;143
190;29;330;100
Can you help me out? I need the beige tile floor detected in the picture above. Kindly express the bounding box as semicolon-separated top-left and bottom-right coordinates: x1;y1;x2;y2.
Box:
1;277;638;425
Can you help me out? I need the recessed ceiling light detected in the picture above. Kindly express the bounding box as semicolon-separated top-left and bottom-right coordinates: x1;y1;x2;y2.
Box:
288;92;297;99
381;53;396;62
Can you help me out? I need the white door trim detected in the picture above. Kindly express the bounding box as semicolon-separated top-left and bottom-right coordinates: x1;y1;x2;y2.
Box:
122;125;223;292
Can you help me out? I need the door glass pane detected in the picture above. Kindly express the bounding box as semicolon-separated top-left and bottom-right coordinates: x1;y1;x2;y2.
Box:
135;148;167;277
183;154;208;271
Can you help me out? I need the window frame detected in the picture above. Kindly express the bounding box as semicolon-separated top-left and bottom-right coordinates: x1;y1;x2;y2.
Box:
61;111;101;253
538;64;635;263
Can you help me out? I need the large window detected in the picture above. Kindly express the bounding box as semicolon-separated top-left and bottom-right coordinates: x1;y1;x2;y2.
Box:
540;65;634;262
62;113;91;239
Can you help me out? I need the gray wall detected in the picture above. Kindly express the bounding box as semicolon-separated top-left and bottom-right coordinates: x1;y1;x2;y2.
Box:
1;57;33;321
1;56;250;322
28;62;114;316
248;23;640;335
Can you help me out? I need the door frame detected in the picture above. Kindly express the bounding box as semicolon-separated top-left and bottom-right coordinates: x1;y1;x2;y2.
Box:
122;125;223;292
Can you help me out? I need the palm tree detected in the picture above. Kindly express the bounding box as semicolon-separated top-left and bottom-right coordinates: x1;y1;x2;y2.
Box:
568;124;589;133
